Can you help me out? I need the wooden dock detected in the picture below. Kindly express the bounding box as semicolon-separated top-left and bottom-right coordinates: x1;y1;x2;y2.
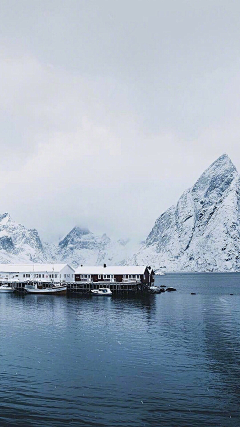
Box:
11;281;149;294
67;281;147;294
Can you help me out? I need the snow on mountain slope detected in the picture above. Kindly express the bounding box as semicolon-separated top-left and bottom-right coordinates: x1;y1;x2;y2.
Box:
133;154;240;272
58;226;133;267
0;216;133;267
0;153;240;271
0;213;49;263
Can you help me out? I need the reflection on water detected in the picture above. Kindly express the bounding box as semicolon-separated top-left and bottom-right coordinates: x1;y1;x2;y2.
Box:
203;297;240;409
0;274;240;426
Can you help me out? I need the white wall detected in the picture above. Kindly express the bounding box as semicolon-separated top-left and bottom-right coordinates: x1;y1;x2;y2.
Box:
0;264;75;283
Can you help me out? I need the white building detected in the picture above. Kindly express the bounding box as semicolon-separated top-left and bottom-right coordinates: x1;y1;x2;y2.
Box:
0;264;75;283
75;265;153;285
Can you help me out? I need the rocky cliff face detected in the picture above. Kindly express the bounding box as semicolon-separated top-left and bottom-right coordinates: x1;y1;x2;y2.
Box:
133;154;240;272
0;213;48;263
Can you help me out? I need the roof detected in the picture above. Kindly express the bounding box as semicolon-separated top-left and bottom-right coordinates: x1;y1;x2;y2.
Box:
0;264;75;273
75;266;148;275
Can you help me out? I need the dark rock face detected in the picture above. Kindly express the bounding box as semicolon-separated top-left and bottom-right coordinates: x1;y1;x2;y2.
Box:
59;227;91;250
25;229;43;252
0;236;14;252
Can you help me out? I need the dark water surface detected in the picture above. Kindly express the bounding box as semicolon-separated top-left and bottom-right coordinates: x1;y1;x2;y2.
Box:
1;273;240;426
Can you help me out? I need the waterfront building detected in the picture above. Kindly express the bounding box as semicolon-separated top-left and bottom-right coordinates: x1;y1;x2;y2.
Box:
0;264;75;288
71;265;154;293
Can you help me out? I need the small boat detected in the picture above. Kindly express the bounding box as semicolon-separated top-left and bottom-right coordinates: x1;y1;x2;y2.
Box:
0;284;15;293
166;287;177;292
149;285;162;294
25;282;67;295
91;288;112;296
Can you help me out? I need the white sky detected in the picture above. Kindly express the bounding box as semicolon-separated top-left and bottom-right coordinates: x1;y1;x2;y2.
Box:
0;0;240;243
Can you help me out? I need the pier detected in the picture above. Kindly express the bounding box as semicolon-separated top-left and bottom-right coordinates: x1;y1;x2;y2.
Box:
11;280;149;294
67;280;146;294
0;263;155;295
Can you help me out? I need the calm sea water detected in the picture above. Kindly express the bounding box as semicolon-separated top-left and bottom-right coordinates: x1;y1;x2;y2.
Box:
1;273;240;426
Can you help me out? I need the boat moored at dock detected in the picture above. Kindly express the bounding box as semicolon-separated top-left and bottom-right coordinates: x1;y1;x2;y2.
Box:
149;285;162;294
25;283;67;294
71;265;155;294
0;284;15;293
0;263;157;295
91;288;112;296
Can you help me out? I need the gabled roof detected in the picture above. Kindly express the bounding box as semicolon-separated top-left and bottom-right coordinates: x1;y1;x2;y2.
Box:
0;264;75;273
75;266;148;275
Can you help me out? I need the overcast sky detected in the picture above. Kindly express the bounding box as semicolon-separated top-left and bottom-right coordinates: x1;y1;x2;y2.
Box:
0;0;240;243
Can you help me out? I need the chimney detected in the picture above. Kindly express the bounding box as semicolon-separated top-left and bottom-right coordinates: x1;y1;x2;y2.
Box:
103;263;107;268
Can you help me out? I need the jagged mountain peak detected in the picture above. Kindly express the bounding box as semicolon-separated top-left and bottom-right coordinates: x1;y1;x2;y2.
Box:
68;226;91;238
0;154;238;271
210;153;235;168
101;233;111;244
58;225;131;267
192;154;237;202
58;226;92;249
0;213;46;262
135;154;240;272
0;212;11;225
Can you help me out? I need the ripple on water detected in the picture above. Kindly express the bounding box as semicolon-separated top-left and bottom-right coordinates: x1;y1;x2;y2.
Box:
0;275;240;426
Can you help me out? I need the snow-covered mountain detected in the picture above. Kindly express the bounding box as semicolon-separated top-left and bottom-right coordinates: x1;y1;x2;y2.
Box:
0;213;49;263
1;153;240;271
133;154;240;272
0;216;133;267
58;226;133;267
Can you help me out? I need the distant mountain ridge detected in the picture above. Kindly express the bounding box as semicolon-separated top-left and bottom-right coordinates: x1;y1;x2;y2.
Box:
58;226;134;267
1;154;240;271
0;214;133;267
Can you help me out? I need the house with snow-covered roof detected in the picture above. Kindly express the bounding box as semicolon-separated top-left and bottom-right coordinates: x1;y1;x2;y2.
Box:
0;263;75;284
73;265;154;292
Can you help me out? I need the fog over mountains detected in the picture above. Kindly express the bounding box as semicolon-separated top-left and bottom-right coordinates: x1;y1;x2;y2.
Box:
0;213;134;267
1;154;240;272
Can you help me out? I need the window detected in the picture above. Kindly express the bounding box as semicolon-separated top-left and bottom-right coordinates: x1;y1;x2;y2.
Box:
98;275;101;279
